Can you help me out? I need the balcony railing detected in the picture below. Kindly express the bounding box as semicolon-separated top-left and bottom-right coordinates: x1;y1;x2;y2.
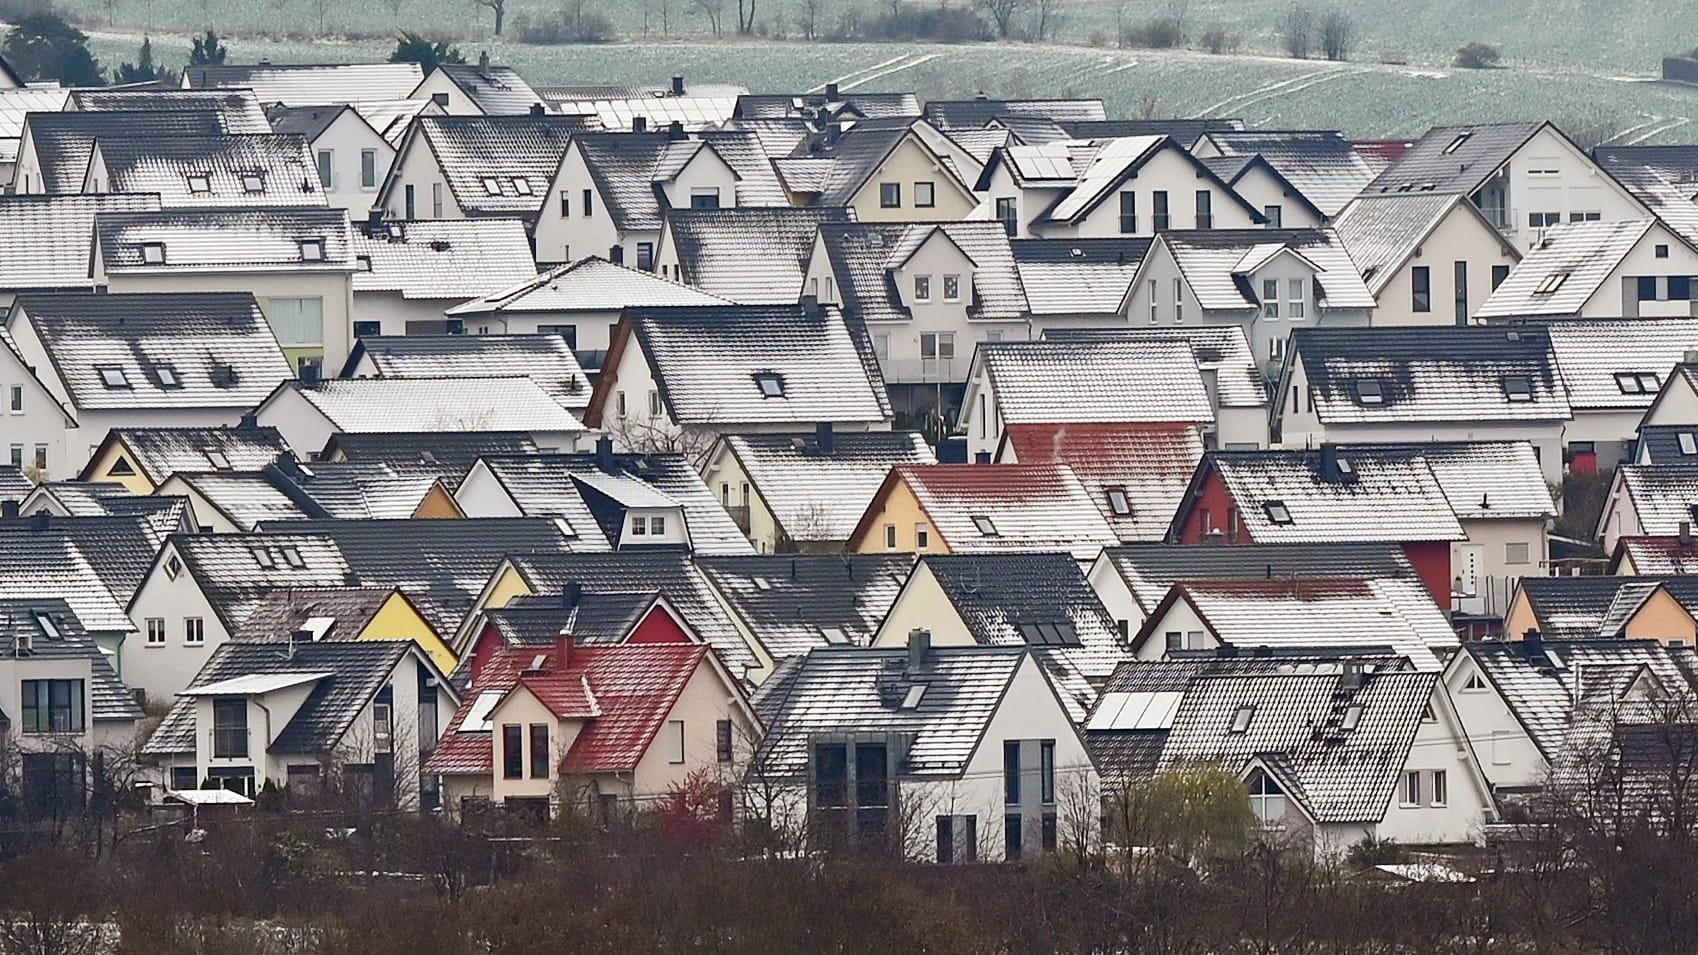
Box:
211;727;249;760
726;504;751;533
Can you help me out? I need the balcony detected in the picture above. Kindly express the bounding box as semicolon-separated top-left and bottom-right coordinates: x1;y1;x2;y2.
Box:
211;726;249;760
880;357;963;385
726;504;751;533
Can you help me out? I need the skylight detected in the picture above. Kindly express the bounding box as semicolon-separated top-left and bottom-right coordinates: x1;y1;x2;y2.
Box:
206;449;231;470
820;626;848;645
355;255;373;272
241;173;265;193
34;614;60;640
1262;500;1293;525
97;366;130;389
1681;433;1698;456
751;576;771;591
971;514;999;536
141;242;165;265
1230;705;1255;733
754;372;785;398
1340;704;1363;732
1533;273;1568;295
1105;486;1131;517
512;178;533;195
299;238;325;262
280;546;305;569
252;547;276;569
1441;132;1471;155
152;364;181;388
1615;372;1661;395
1354;378;1384;405
1503;376;1534;402
185;173;211;193
481;176;502;195
899;684;927;710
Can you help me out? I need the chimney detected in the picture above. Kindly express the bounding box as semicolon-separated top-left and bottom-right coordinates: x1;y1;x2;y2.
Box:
906;628;931;671
815;421;834;455
299;362;321;386
0;501;15;519
974;451;992;464
555;629;571;672
671;74;685;95
1682;521;1692;546
1522;628;1544;657
28;511;47;533
668;121;686;141
366;208;383;231
563;581;583;609
238;412;258;429
595;434;615;473
799;293;820;315
478;50;490;70
1685;348;1698;365
825;82;840;102
632;116;647;133
1340;659;1365;692
1319;442;1340;482
529;102;546;117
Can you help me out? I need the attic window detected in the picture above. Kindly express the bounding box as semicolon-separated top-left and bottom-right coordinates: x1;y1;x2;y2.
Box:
1421;703;1437;723
206;449;231;470
899;684;927;709
819;626;848;645
1441;132;1471;155
1353;378;1384;405
252;547;276;569
1340;704;1363;732
1104;486;1132;517
140;242;165;265
240;173;265;193
512;178;533;196
164;554;183;580
1681;432;1698;456
754;372;785;398
1533;273;1568;295
970;514;999;537
279;546;305;569
1503;376;1534;402
97;366;130;389
151;364;181;389
481;176;502;195
185;173;211;193
1615;372;1660;394
355;255;372;272
1229;705;1255;733
1262;500;1293;525
1462;672;1486;692
299;238;325;262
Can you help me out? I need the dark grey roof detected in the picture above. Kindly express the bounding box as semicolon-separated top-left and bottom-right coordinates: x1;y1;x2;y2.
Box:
15;292;291;411
0;514;170;633
144;640;414;756
820;220;1027;324
1190;449;1465;544
433;64;543;115
72;88;270;132
343;334;587;407
1365;122;1547;197
165;531;358;635
1010;238;1148;316
0;467;29;503
90;426;291;486
575;131;706;233
411;115;587;217
95;206;354;272
181;62;426;104
1063;118;1242;141
1332;193;1475;293
92;133;323;207
793;117;961;206
665;207;852;305
1515;576;1650;640
924;99;1107;130
733;92;920;122
1098;541;1416;614
29;481;188;523
1636;426;1698;465
325;431;540;482
24;110;226;192
699;554;913;659
488;590;658;647
263;104;348;142
0;194;160;289
921;552;1126;681
1195;129;1374;216
0;597;142;722
720;431;937;542
228;585;396;642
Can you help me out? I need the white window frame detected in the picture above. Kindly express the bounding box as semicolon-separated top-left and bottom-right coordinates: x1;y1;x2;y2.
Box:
666;720;685;763
184;617;204;646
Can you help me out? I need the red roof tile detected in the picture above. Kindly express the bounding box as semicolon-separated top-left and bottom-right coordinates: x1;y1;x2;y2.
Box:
1003;423;1203;542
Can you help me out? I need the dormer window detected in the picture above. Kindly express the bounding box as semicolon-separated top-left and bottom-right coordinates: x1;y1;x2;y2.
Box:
481;176;502;195
240;172;265;193
1262;500;1292;525
754;372;785;398
299;238;325;262
1104;486;1131;516
97;366;130;389
1354;378;1384;405
140;242;165;265
970;514;998;537
1533;273;1567;295
1503;375;1533;402
1615;372;1660;394
185;173;211;193
1230;705;1255;733
151;364;181;388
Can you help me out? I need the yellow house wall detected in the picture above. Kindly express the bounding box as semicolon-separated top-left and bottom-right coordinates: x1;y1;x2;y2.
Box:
850;478;942;554
849;137;975;223
413;484;463;519
1502;591;1541;640
1623;588;1698;644
360;592;458;672
870;562;976;647
628;660;758;809
82;441;155;494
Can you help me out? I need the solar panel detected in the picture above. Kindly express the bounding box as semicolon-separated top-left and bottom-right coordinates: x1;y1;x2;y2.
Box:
1086;691;1184;731
463;690;503;732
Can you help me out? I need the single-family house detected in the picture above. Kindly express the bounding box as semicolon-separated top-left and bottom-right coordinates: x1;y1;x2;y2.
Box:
341;334;588;414
267;105;396;213
1190;129;1377;219
375;114;589;224
1476;219;1698;320
182;62;426;105
654;207;852;306
1598;464;1698;554
83;133;326;208
1331;193;1521;325
697;553;913;669
778;118;977;221
997;423;1204;543
1542;318;1698;469
348;216;539;335
411;60;544;116
79;425;292;495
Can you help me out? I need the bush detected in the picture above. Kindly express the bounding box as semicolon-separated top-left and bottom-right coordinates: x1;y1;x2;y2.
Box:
1454;41;1501;68
1318;8;1354;60
1346;834;1403;867
512;9;613;43
861;7;989;42
1279;4;1314;58
1198;24;1238;53
1120;17;1184;48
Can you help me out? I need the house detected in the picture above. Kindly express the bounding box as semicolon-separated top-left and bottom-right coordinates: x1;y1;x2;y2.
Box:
0;194;160;302
803;220;1028;413
320;431;539;483
154;458;462;531
1611;535;1698;574
376;115;588;224
445;257;729;370
848;463;1120;561
958;338;1214;461
356;99;445;149
1167;448;1466;604
349;217;539;335
1362;121;1648;252
92;206;357;378
1593;145;1698;246
974;135;1263;239
411;60;544;116
454;443;754;556
1008;238;1148;325
1597;464;1698;554
1331;193;1521;325
1476;219;1698;320
703;428;937;552
20;481;190;526
585;303;892;457
341;334;588;414
1089;659;1494;855
655;207;852;306
1445;637;1698;795
15;111;229;195
266;105;396;214
1196;154;1327;230
1273;326;1571;484
697;553;913;669
182;62;427;105
1543;318;1698;468
229;584;456;673
0;319;75;479
1639;357;1698;432
427;636;757;819
1128;576;1458;670
252;376;586;457
1636;426;1698;465
1190;128;1377;219
80;425;293;495
778;118;977;220
0;88;71;187
750;638;1098;861
83;134;326;208
1502;576;1674;641
4;292;294;476
533;127;788;268
142;640;458;807
67;87;270;129
1123;228;1376;368
0;598;145;817
997;423;1204;543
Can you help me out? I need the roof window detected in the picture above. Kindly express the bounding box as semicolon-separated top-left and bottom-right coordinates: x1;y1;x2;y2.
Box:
1441;132;1471;155
754;372;785;398
481;176;502;195
1615;372;1660;394
1533;273;1568;295
299;238;325;262
140;242;165;265
819;626;848;645
1353;378;1384;405
355;254;372;272
252;547;276;569
1340;704;1363;732
97;366;130;389
280;546;305;569
1262;500;1292;525
970;514;999;537
240;172;265;193
206;449;231;470
512;178;533;195
1681;432;1698;456
1229;705;1255;733
185;173;211;193
33;613;60;640
151;364;181;389
899;684;927;710
1503;376;1534;402
1105;486;1131;517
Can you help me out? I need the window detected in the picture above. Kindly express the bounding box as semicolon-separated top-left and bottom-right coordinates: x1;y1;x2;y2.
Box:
884;524;897;550
1430;770;1447;807
21;680;84;733
184;617;204;645
431;182;442;217
716;719;733;763
1261;278;1280;318
1672;276;1692;301
1003;741;1021;804
666;720;685;763
212;698;247;758
1656;243;1671;259
1005;814;1023;860
1105;486;1131;516
650;515;666;535
7;444;17;467
479;175;502;196
879;182;900;207
582;189;593;216
1148;279;1158;323
1263;204;1282;228
1229;705;1255;733
914;181;935;208
1569;210;1600;222
97;366;130;389
511;178;533;196
310;149;333;188
1041;812;1057;852
299;238;325;263
636;242;655;272
1534;272;1567;295
1195;190;1212;229
1118;191;1137;233
558;191;570;217
1638;276;1659;302
1340;704;1363;732
646;389;661;417
631;515;647;537
152;364;180;388
1152;190;1169;231
1682;432;1698;456
914;274;931;302
7;386;19;412
1248;770;1286;827
1262;500;1292;525
353;320;382;339
1529;211;1561;228
1442;132;1471;155
1280;277;1304;319
1505;541;1531;565
186;173;211;193
971;514;998;536
1039;740;1055;804
529;723;550;779
236;170;266;194
754;372;785;398
1412;265;1431;312
502;724;522;778
264;297;324;347
915;524;929;550
1492;264;1510;289
992;196;1020;237
1462;672;1487;692
942;274;961;302
1401;770;1421;806
1165;631;1182;651
23;753;85;814
1174;277;1184;321
404;184;415;218
146;617;165;646
1421;703;1436;723
873;333;889;359
920;332;954;361
1503;376;1533;401
141;242;165;265
360;149;378;189
1355;378;1384;404
689;187;720;210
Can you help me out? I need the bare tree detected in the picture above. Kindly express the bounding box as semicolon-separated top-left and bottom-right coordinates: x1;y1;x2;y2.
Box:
473;0;507;35
99;0;119;27
736;0;755;34
976;0;1025;38
312;0;333;36
1279;4;1314;58
797;0;822;39
1318;7;1354;60
384;0;407;25
692;0;725;35
1032;0;1066;41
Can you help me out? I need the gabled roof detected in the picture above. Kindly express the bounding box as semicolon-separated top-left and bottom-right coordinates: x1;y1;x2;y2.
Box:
1334;441;1554;521
1477;219;1675;318
0;515;171;633
1152;228;1375;312
23;110;226;192
0;597;142;722
1333;193;1511;295
229;584;400;642
1065;118;1242;141
974;338;1214;426
406;115;587;217
342;335;588;409
545;83;747;130
0;88;72;164
14;291;291;412
263;103;350;142
1612;535;1698;574
1097;541;1417;615
1541;317;1698;411
1365;121;1550;196
1512;576;1669;639
1615;464;1698;538
699;553;913;659
1009;238;1148;316
73;88;270;133
1636;426;1698;465
663;207;852;305
818;220;1028;323
90;133;325;207
597;303;890;427
1182;449;1466;544
573;128;788;233
22;481;184;523
924;98;1107;130
351;218;538;300
719;430;936;542
449;256;728;317
324;431;539;482
800;117;970;206
921;552;1126;680
82;426;290;486
0;194;159;289
0;466;30;503
164;470;322;529
1287;325;1571;424
1002;423;1203;542
1194;129;1375;216
270;376;585;436
182;62;426;104
733;91;920;122
1198;153;1328;223
1046;325;1267;408
95;206;353;273
1008;136;1260;227
865;463;1120;561
1594;146;1698;245
428;63;543;115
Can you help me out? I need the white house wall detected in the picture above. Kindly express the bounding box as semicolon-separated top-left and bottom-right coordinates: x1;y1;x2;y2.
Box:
1369;204;1519;326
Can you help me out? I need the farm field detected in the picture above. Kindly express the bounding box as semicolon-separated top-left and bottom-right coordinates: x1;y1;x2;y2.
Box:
85;33;1698;143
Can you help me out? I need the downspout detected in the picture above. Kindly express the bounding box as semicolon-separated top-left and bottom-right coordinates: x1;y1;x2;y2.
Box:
251;699;273;790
